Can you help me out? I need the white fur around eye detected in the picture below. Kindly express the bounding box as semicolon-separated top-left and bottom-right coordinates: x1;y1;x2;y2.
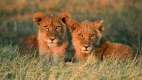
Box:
91;36;95;39
46;28;49;31
90;33;95;39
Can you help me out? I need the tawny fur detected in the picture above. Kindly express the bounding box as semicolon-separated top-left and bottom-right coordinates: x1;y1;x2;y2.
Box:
96;41;134;60
33;12;70;63
66;19;134;61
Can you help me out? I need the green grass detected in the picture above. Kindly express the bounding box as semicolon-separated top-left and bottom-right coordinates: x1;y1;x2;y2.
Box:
0;0;142;80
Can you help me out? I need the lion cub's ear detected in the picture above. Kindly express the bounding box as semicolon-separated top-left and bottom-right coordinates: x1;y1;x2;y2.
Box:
59;11;79;32
59;11;70;23
33;12;46;25
94;20;104;32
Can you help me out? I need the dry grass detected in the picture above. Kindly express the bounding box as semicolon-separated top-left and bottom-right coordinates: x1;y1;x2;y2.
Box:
0;45;142;80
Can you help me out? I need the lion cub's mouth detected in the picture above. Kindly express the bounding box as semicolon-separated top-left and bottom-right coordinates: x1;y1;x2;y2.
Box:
48;43;58;47
81;46;93;54
46;39;59;47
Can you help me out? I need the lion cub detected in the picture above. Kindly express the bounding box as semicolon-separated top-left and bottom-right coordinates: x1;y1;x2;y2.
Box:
66;19;134;62
33;12;70;64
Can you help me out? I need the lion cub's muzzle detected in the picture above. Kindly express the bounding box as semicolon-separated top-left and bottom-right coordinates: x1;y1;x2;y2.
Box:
81;44;93;54
47;36;60;47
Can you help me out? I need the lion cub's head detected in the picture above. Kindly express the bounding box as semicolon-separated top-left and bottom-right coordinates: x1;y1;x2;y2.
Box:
68;20;104;54
33;12;69;47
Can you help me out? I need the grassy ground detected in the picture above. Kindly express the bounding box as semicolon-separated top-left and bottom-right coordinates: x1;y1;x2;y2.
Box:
0;45;142;80
0;0;142;80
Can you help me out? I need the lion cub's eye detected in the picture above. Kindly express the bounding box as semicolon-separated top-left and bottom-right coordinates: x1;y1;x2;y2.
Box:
91;33;95;36
82;35;84;38
43;26;47;28
56;26;61;31
80;34;83;37
90;33;95;39
43;26;49;31
77;33;82;37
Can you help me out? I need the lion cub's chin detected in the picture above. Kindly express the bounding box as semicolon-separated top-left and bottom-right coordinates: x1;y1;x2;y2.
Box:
81;49;93;54
48;43;58;47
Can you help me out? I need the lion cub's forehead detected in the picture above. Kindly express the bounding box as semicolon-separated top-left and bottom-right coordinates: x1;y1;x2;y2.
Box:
41;16;63;27
75;23;96;33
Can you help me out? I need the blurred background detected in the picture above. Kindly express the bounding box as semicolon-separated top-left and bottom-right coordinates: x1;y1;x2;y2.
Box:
0;0;141;53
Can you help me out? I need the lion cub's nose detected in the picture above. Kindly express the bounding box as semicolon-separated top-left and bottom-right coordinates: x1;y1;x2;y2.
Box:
50;37;56;41
82;44;91;51
84;45;89;49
